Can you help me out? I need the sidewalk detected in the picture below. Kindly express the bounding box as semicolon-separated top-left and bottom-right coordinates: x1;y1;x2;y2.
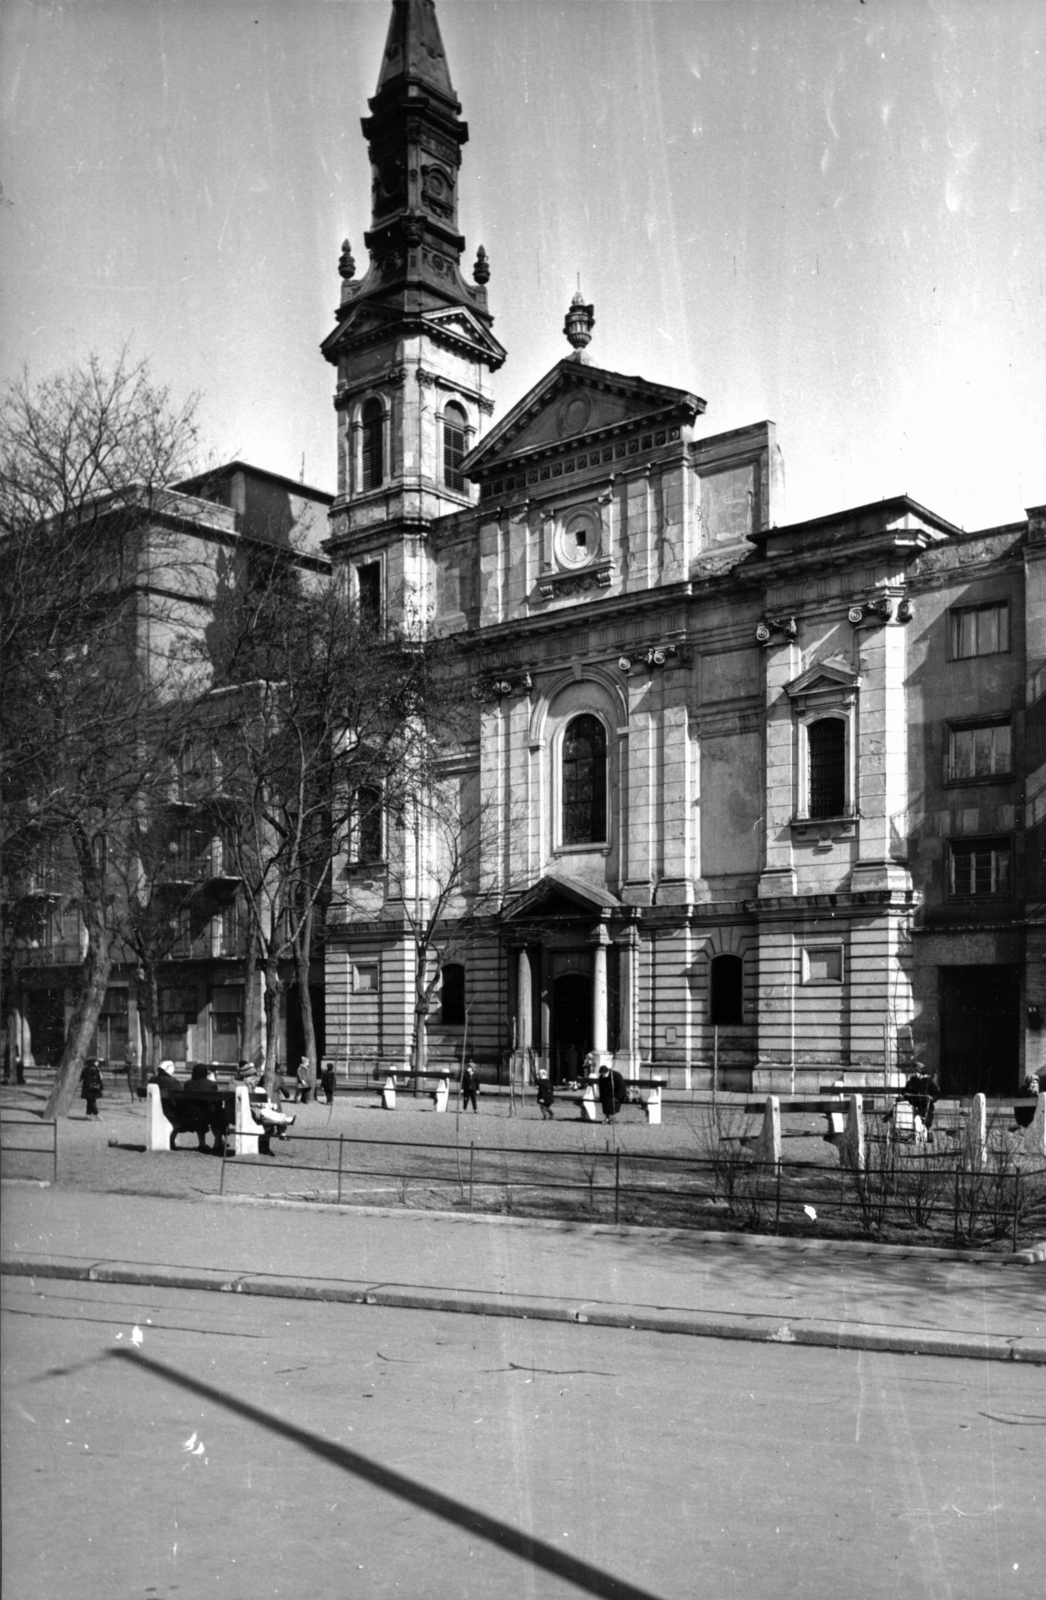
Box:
3;1184;1044;1364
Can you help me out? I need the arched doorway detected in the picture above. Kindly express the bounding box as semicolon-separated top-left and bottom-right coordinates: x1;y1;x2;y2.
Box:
552;973;591;1083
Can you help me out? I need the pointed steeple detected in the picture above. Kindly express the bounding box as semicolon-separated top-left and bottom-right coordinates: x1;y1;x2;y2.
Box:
376;0;456;102
322;0;504;372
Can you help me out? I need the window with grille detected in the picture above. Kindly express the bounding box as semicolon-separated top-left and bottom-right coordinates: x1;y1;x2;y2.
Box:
807;718;846;818
443;403;467;494
949;838;1011;896
709;954;744;1024
562;715;607;845
950;602;1009;659
360;399;384;491
947;721;1011;781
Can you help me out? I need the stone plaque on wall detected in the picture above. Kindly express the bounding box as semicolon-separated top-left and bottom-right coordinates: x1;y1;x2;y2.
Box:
702;462;757;544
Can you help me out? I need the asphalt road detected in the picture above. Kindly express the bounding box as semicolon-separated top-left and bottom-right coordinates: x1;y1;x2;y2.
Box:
3;1276;1043;1600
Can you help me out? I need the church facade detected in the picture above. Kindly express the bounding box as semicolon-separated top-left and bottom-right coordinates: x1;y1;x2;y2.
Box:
322;0;1045;1095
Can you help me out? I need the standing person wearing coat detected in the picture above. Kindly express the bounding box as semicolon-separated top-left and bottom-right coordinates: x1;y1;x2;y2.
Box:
597;1063;627;1123
535;1068;555;1120
461;1060;480;1113
294;1057;313;1105
80;1058;104;1119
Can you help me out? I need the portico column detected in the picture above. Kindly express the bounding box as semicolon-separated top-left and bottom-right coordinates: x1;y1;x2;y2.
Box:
517;948;533;1056
617;926;639;1076
592;926;610;1061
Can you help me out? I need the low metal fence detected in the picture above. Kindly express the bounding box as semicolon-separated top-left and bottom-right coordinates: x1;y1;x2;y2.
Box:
0;1113;58;1184
216;1129;1046;1249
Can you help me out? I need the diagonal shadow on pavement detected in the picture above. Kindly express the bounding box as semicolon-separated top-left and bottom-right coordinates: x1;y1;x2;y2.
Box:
110;1346;666;1600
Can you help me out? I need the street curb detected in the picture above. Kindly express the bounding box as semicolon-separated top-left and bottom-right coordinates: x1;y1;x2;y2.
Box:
4;1253;1044;1365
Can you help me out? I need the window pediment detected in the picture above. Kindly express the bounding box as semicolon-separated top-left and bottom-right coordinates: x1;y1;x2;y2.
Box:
785;657;859;714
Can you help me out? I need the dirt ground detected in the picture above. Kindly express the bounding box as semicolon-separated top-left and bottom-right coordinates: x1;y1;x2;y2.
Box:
3;1074;1041;1249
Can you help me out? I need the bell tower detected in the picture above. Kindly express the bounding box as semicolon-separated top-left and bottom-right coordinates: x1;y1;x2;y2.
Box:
322;0;506;628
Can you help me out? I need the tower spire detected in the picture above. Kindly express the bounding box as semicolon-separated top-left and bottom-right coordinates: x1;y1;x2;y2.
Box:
376;0;456;101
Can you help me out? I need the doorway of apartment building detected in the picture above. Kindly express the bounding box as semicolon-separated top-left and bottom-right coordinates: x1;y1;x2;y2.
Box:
938;965;1020;1096
551;973;592;1083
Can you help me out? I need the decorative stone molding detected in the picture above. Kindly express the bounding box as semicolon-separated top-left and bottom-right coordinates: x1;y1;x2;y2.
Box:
617;643;690;673
755;615;797;646
478;671;533;700
538;562;614;600
848;593;911;625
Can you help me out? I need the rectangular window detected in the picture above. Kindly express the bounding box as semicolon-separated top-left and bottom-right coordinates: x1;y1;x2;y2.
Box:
802;946;844;983
950;602;1009;659
214;901;239;956
947;721;1011;782
949;838;1011;897
807;718;846;818
352;786;384;865
353;963;379;993
357;562;382;628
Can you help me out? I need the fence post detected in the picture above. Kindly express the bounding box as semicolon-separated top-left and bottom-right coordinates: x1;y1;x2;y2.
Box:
615;1150;620;1226
953;1164;960;1248
52;1119;58;1186
774;1160;781;1235
337;1135;344;1207
1012;1170;1020;1252
468;1141;474;1213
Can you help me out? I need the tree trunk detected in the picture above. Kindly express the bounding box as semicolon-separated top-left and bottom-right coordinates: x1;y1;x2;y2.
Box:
242;930;261;1065
136;963;161;1074
293;905;317;1072
262;958;283;1093
44;936;112;1119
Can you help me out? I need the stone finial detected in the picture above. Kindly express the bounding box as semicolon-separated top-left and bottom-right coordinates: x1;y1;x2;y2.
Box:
338;239;356;281
472;245;490;285
563;289;595;359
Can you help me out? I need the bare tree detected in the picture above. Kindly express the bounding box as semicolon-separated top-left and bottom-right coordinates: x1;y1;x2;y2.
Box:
205;555;459;1087
0;352;203;1117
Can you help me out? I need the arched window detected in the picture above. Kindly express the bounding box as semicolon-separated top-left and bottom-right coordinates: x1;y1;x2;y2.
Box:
443;403;467;494
808;718;846;818
562;715;607;846
709;954;744;1025
360;398;384;491
440;963;465;1025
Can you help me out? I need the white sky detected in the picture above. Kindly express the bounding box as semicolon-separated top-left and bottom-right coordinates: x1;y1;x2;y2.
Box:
2;0;1044;529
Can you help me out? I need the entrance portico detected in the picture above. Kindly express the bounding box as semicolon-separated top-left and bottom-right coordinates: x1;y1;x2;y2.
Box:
502;874;640;1084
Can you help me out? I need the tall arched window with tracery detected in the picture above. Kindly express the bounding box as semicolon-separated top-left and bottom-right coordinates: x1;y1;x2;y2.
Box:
360;398;384;491
561;715;607;845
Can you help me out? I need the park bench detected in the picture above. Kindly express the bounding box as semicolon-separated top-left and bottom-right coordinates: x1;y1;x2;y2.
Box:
146;1077;295;1155
567;1075;668;1125
377;1068;453;1112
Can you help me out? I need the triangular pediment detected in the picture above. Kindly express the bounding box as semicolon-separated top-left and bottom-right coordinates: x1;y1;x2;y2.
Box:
320;300;403;359
785;657;860;699
502;872;621;921
421;305;507;365
464;360;704;479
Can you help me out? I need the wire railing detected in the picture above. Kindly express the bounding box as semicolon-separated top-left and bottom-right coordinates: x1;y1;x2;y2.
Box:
216;1128;1046;1249
0;1112;58;1185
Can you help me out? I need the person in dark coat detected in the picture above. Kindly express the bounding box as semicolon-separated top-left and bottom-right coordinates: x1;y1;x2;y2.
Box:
535;1067;554;1120
902;1063;940;1132
80;1058;104;1118
320;1063;336;1107
461;1060;480;1112
597;1064;627;1123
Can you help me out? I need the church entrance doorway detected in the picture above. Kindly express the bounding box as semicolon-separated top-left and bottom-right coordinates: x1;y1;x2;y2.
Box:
551;973;592;1084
